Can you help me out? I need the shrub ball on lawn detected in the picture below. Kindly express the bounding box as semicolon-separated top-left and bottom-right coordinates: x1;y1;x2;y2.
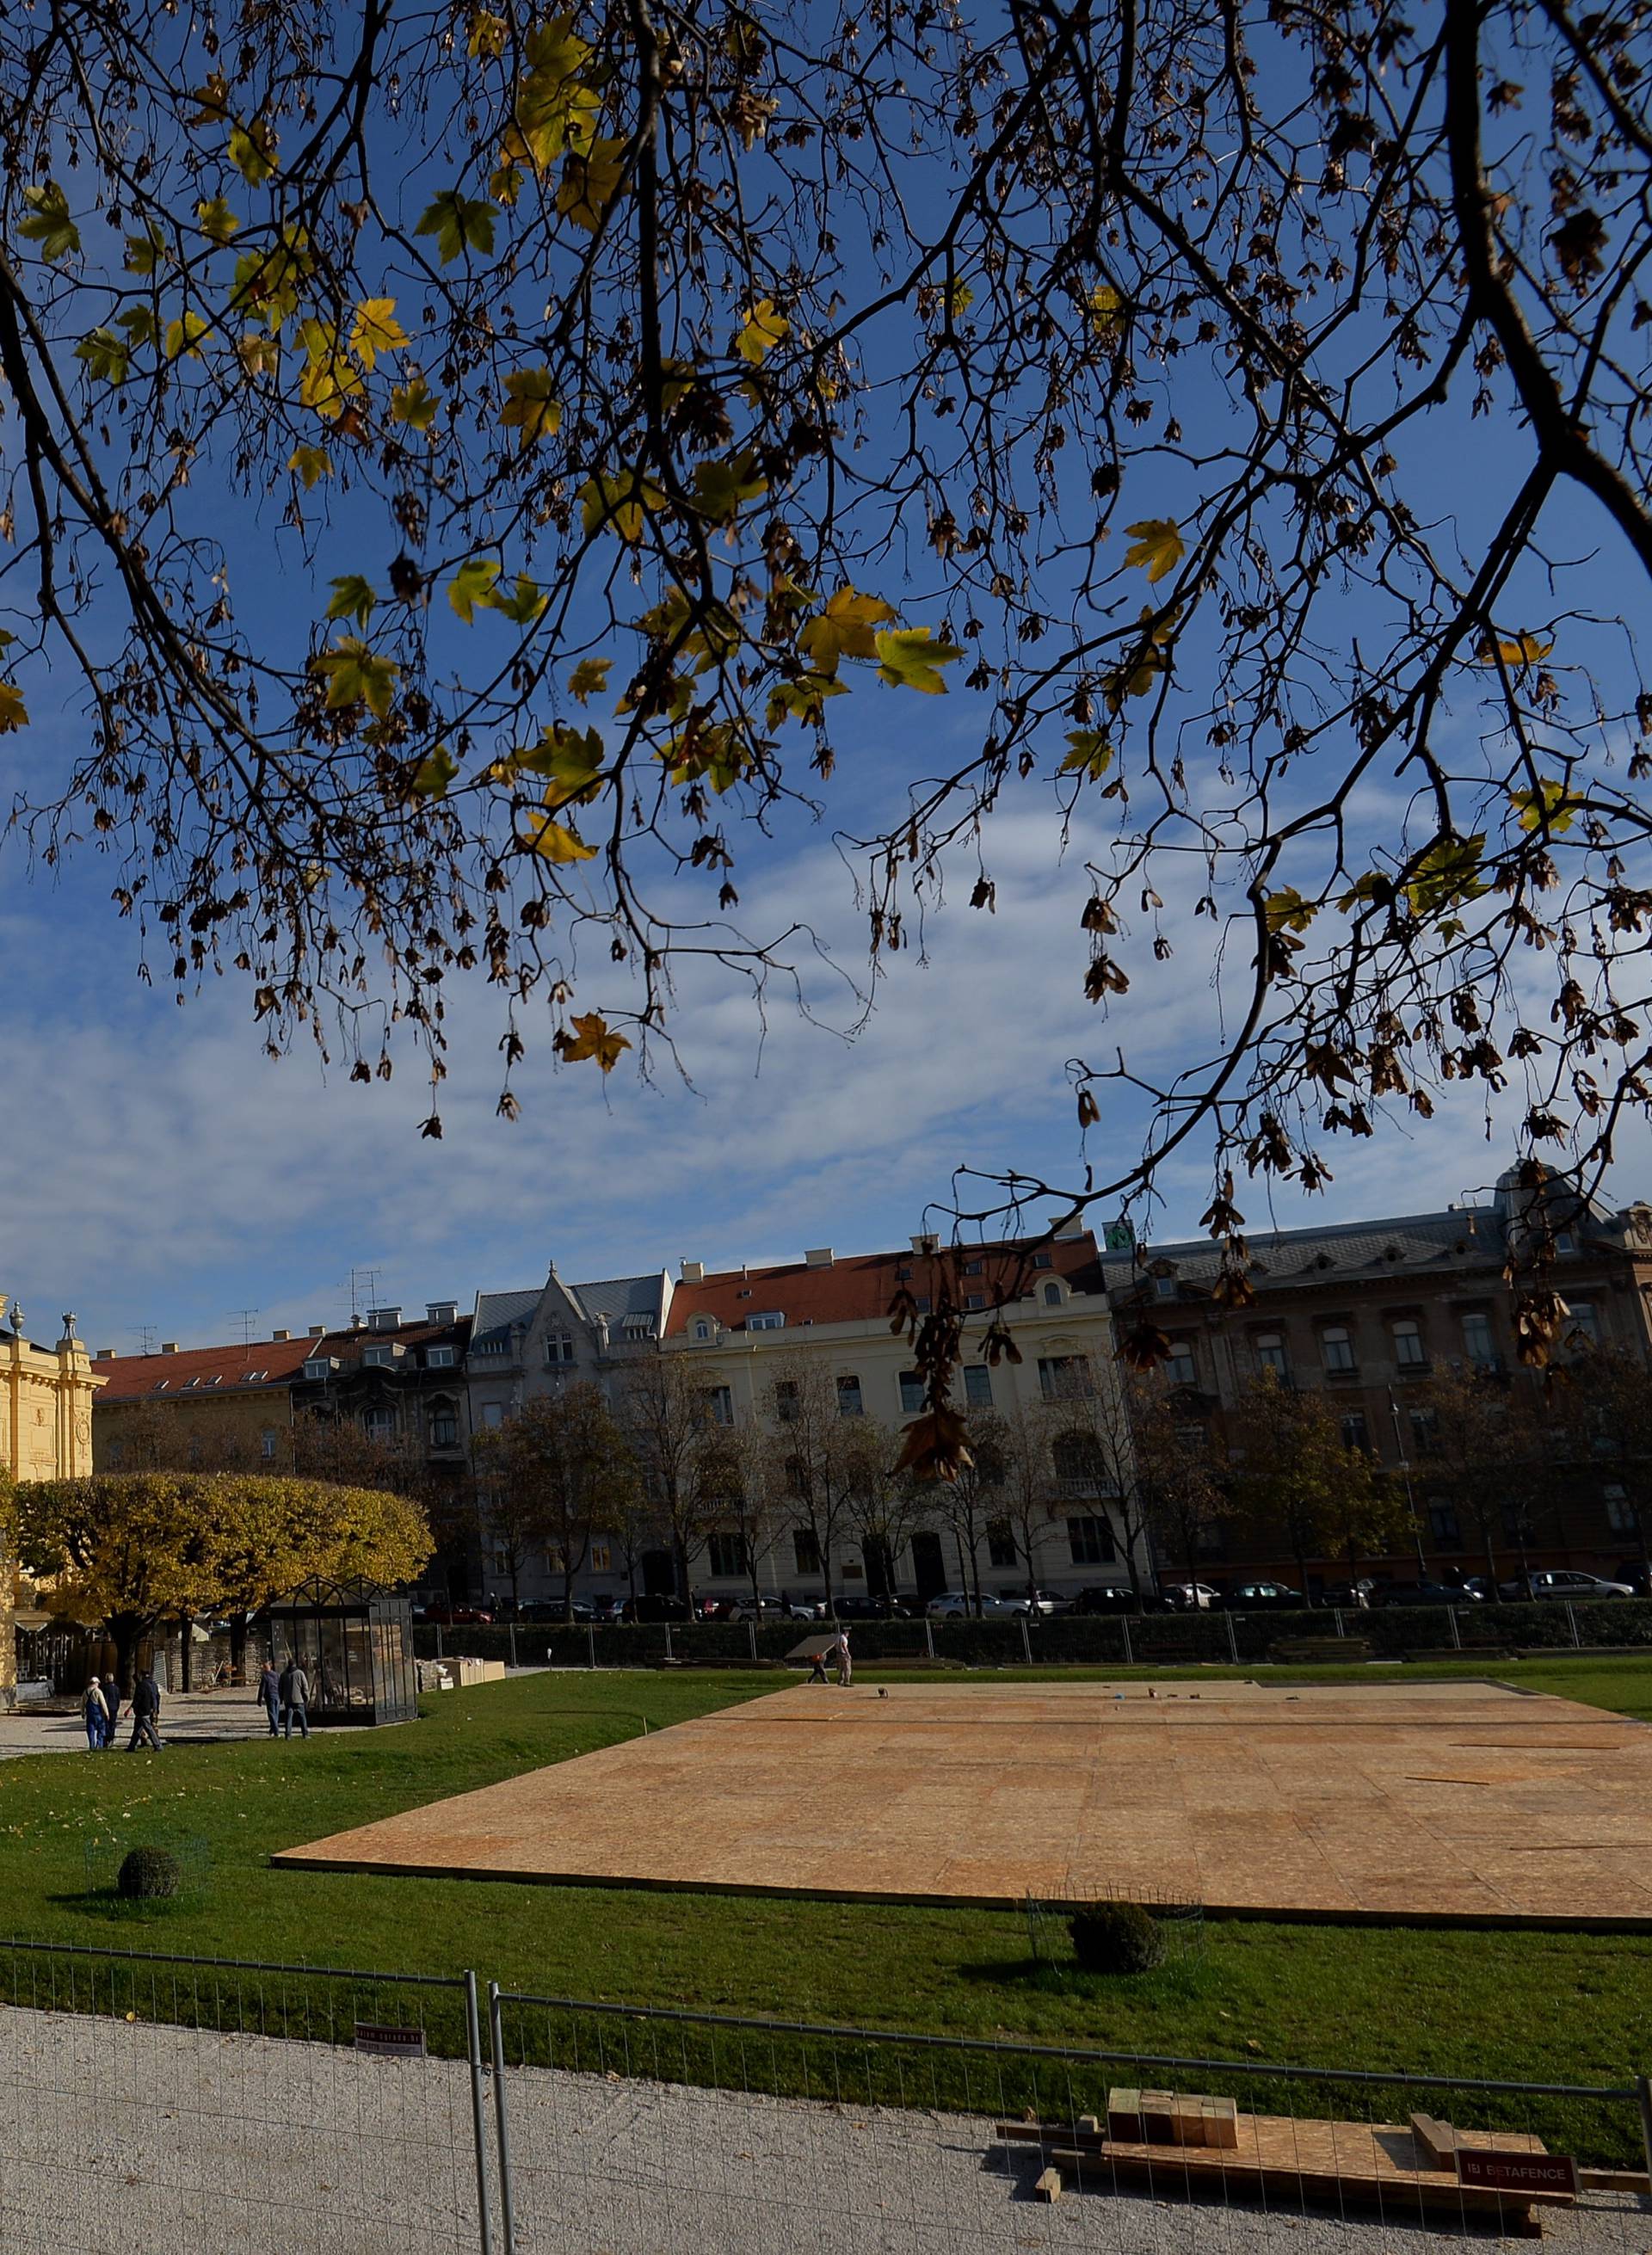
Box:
1069;1900;1167;1975
116;1846;182;1901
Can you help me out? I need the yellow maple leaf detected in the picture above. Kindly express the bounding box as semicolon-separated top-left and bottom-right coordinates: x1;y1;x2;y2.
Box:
873;625;965;694
226;117;278;185
735;298;789;365
798;586;899;676
568;657;612;704
467;8;508;56
1123;519;1186;582
500;367;563;448
557;139;626;231
521;811;597;862
558;1010;630;1071
0;680;28;733
349;298;409;370
390;377;440;431
1476;630;1555;669
288;445;332;488
577;471;663;542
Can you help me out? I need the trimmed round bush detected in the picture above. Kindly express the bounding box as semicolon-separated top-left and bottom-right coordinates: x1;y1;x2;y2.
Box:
116;1845;182;1901
1069;1899;1167;1975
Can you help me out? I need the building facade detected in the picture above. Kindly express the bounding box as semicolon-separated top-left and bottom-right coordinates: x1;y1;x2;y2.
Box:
658;1228;1140;1611
3;1300;102;1707
1101;1166;1652;1593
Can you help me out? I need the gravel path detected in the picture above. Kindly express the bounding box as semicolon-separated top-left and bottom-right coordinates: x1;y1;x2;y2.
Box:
0;2002;1643;2255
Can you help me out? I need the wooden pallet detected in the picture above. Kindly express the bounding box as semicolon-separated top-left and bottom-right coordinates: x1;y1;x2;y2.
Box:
995;2109;1571;2236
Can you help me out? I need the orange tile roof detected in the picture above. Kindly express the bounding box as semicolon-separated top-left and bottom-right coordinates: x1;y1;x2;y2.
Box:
664;1234;1103;1335
92;1334;319;1402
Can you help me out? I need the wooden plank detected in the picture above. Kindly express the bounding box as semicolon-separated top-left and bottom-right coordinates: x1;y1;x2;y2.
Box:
1409;2110;1458;2169
1047;2146;1544;2234
1033;2166;1062;2203
1579;2166;1652;2194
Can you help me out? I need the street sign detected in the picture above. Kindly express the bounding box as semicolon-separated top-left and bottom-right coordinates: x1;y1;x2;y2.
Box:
1457;2149;1578;2197
354;2021;428;2060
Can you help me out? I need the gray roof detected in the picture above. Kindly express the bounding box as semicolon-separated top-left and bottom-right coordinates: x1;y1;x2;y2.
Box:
471;1289;541;1347
570;1272;665;1329
471;1273;664;1346
1100;1208;1506;1295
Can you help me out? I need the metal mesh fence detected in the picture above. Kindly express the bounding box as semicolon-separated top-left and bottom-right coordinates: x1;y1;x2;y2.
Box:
0;1939;493;2255
486;1993;1652;2255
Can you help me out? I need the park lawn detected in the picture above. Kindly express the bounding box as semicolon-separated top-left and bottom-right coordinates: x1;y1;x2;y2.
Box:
0;1655;1649;2145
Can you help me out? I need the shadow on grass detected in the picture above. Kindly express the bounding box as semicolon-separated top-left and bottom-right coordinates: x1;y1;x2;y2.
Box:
957;1953;1217;2007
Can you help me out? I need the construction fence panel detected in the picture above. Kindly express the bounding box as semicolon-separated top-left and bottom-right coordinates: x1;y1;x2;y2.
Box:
487;1992;1652;2255
0;1939;494;2255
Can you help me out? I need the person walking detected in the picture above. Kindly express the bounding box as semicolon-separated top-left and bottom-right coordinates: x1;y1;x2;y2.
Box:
256;1660;282;1737
82;1676;108;1752
279;1655;311;1740
126;1667;163;1752
834;1624;853;1687
99;1674;122;1747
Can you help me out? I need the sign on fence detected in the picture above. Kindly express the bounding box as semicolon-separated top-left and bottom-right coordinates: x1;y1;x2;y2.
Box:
1456;2148;1579;2196
354;2019;428;2060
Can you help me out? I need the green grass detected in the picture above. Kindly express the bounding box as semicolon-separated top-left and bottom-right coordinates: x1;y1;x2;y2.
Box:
1;1657;1650;2159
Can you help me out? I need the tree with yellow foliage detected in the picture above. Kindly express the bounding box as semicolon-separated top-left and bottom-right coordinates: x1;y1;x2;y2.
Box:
15;1473;432;1688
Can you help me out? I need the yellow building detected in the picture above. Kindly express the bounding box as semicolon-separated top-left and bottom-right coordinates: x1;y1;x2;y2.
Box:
1;1299;102;1708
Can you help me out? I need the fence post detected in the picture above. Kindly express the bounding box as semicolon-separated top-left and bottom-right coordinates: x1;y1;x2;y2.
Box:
1448;1606;1462;1651
749;1618;759;1664
463;1969;496;2255
1637;2072;1652;2184
1566;1600;1581;1648
436;1623;444;1662
1333;1607;1346;1639
1119;1614;1133;1667
924;1617;935;1660
487;1981;518;2255
664;1623;675;1663
507;1621;518;1670
1020;1614;1032;1666
1225;1610;1240;1664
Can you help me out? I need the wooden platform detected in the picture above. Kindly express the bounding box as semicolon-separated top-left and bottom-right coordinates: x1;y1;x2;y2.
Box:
273;1679;1652;1923
999;2108;1570;2234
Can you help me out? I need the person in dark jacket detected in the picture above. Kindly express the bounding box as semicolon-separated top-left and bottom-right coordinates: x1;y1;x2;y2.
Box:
99;1675;122;1747
256;1660;282;1737
278;1657;311;1740
126;1668;163;1752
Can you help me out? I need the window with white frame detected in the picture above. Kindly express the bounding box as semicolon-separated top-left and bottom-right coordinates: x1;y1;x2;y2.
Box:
1163;1338;1198;1387
898;1370;925;1414
1390;1318;1427;1368
1066;1513;1116;1565
426;1344;456;1369
835;1375;863;1416
590;1542;613;1573
1253;1331;1288;1377
964;1365;994;1408
1038;1354;1094;1401
748;1310;786;1330
1320;1324;1356;1373
364;1405;396;1443
1461;1310;1496;1367
260;1428;278;1461
693;1318;713;1341
1042;1280;1063;1306
545;1333;576;1365
1604;1485;1639;1535
703;1384;734;1425
707;1531;749;1577
429;1400;459;1448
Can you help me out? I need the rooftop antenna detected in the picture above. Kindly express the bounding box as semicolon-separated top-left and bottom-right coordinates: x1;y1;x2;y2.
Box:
349;1266;384;1322
231;1307;262;1348
133;1324;157;1357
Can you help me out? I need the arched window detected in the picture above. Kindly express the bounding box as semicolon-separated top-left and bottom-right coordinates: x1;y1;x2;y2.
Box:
1051;1431;1109;1496
693;1317;712;1341
1042;1280;1063;1305
429;1397;459;1448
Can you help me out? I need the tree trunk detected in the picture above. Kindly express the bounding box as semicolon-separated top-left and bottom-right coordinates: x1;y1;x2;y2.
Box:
179;1612;194;1692
228;1613;248;1685
108;1612;146;1697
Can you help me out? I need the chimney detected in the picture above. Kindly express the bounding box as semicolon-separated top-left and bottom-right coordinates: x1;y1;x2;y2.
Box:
910;1232;939;1256
367;1305;402;1332
804;1247;834;1268
308;1323;325;1338
272;1328;290;1342
1054;1217;1086;1241
681;1260;704;1284
96;1348;114;1361
160;1341;178;1355
426;1300;458;1325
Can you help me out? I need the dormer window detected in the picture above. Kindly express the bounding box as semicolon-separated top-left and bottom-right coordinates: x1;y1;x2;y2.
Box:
748;1310;786;1330
693;1317;713;1341
545;1333;576;1365
303;1357;333;1381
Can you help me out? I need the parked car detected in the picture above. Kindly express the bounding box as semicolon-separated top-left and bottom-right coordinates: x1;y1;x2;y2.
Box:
1498;1568;1635;1601
621;1593;693;1623
1219;1580;1303;1611
1070;1583;1152;1613
1369;1580;1483;1609
1612;1561;1652;1598
723;1594;791;1622
586;1593;624;1622
994;1588;1071;1617
519;1598;599;1623
925;1591;1014;1617
1159;1581;1218;1611
831;1595;909;1620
